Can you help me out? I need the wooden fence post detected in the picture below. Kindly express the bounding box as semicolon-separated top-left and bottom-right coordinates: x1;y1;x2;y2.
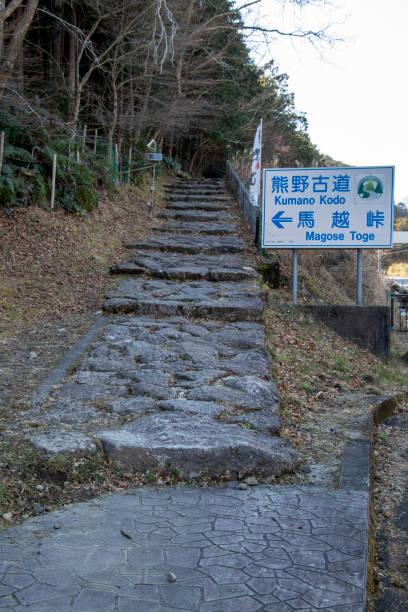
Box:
0;131;5;174
83;124;87;149
50;152;57;209
114;143;119;183
127;145;132;183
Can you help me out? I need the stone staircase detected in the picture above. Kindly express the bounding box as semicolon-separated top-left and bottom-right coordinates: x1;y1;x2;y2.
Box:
25;179;299;479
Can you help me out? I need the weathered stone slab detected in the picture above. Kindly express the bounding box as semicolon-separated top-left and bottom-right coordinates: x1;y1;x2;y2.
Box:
111;251;256;281
157;210;237;222
165;180;224;188
97;413;299;477
187;383;277;411
169;194;233;202
28;431;96;457
165;185;226;194
153;221;237;235
103;279;264;321
129;382;178;400
158;399;228;418
171;369;228;389
106;397;157;415
224;375;280;404
228;410;282;435
40;401;101;425
58;383;128;401
205;324;265;350
124;235;245;255
166;201;230;211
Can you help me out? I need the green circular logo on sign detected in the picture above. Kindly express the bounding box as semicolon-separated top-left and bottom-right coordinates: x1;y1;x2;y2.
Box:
357;175;383;200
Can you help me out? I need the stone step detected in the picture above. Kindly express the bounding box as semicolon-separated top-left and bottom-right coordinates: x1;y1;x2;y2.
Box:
158;210;237;222
111;251;257;281
103;279;264;321
124;234;245;255
165;179;224;186
165;187;228;196
166;201;230;212
97;413;298;477
164;179;224;187
152;221;237;235
27;315;292;477
169;194;233;202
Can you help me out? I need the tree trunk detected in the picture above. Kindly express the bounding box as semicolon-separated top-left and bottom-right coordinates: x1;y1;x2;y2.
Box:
134;73;152;141
52;0;64;80
67;9;77;121
107;75;118;147
0;0;38;99
0;0;5;62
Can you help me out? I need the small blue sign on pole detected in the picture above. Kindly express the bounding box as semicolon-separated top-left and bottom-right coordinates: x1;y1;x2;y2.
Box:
147;153;163;162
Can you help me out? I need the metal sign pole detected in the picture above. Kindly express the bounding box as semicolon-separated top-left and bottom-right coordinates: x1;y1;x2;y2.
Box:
357;249;363;305
151;163;156;215
292;249;298;305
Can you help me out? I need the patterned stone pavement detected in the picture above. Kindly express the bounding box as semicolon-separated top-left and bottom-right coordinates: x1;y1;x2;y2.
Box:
0;485;368;611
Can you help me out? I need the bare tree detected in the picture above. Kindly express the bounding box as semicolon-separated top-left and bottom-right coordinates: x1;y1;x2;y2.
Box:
0;0;39;99
65;0;177;135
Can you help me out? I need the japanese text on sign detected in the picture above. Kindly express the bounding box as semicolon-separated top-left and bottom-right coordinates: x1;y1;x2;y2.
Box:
261;166;394;249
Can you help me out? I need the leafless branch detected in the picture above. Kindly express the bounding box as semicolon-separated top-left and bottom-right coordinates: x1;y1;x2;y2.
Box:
0;0;24;22
152;0;177;72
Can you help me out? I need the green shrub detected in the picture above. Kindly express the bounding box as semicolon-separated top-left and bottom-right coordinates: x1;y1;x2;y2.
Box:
0;105;119;213
164;155;182;172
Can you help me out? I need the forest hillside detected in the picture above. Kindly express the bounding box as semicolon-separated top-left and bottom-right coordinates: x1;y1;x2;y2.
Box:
0;0;332;212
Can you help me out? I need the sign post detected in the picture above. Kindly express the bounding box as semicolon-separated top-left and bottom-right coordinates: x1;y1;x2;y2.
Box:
261;166;394;304
146;141;162;214
292;249;298;305
357;249;363;306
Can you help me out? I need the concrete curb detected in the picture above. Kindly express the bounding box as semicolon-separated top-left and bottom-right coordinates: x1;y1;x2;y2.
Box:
339;395;398;492
339;394;399;612
31;316;108;407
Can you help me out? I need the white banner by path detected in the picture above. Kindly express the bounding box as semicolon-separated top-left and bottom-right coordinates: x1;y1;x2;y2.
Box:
249;119;262;207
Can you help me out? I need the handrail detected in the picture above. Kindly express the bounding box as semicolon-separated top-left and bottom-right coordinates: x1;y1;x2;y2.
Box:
225;160;259;237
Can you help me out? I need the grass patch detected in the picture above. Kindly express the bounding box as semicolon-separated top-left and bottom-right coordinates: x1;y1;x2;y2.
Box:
333;355;348;372
300;382;314;394
377;369;407;387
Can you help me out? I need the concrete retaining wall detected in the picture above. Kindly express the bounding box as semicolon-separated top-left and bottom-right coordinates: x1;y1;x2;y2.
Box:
297;305;390;357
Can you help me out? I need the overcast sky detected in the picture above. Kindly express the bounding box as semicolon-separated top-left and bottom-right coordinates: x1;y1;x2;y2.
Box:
245;0;408;203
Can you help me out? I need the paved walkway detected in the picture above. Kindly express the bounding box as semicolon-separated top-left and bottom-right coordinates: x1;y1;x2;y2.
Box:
0;485;368;611
3;179;369;610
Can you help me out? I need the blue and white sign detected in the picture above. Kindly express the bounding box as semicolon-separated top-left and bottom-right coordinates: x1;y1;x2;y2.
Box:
262;166;394;249
147;153;163;161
